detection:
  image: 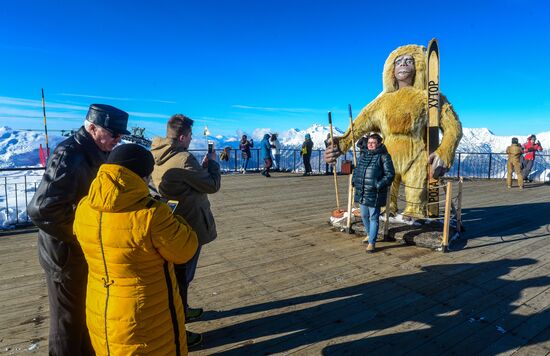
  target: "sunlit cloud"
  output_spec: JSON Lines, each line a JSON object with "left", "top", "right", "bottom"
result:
{"left": 0, "top": 107, "right": 82, "bottom": 120}
{"left": 0, "top": 96, "right": 87, "bottom": 111}
{"left": 58, "top": 93, "right": 177, "bottom": 104}
{"left": 128, "top": 111, "right": 169, "bottom": 119}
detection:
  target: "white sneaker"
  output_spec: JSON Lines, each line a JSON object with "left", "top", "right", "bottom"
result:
{"left": 362, "top": 236, "right": 369, "bottom": 244}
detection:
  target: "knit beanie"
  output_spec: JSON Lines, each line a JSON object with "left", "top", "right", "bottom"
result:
{"left": 107, "top": 144, "right": 155, "bottom": 178}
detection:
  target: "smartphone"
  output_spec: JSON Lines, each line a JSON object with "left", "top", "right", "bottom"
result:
{"left": 208, "top": 141, "right": 214, "bottom": 153}
{"left": 167, "top": 200, "right": 178, "bottom": 213}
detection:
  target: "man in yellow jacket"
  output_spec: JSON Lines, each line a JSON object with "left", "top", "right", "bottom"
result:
{"left": 74, "top": 144, "right": 198, "bottom": 355}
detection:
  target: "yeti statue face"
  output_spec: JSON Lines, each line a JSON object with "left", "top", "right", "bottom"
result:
{"left": 382, "top": 44, "right": 426, "bottom": 93}
{"left": 394, "top": 54, "right": 416, "bottom": 87}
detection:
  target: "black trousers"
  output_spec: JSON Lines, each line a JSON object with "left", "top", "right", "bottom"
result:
{"left": 175, "top": 245, "right": 202, "bottom": 309}
{"left": 522, "top": 159, "right": 534, "bottom": 180}
{"left": 44, "top": 260, "right": 94, "bottom": 355}
{"left": 303, "top": 155, "right": 312, "bottom": 173}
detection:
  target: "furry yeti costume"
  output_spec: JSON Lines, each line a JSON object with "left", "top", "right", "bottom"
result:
{"left": 337, "top": 44, "right": 462, "bottom": 218}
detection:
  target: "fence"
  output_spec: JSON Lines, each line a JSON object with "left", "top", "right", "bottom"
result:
{"left": 1, "top": 151, "right": 549, "bottom": 229}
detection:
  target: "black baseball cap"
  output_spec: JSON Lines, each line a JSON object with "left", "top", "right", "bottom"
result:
{"left": 86, "top": 104, "right": 131, "bottom": 135}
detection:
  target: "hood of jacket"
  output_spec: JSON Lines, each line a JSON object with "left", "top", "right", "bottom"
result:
{"left": 150, "top": 136, "right": 186, "bottom": 166}
{"left": 87, "top": 164, "right": 150, "bottom": 213}
{"left": 382, "top": 44, "right": 427, "bottom": 93}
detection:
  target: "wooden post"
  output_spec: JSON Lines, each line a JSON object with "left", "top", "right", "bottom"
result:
{"left": 457, "top": 177, "right": 463, "bottom": 233}
{"left": 345, "top": 105, "right": 357, "bottom": 233}
{"left": 383, "top": 186, "right": 392, "bottom": 239}
{"left": 328, "top": 112, "right": 340, "bottom": 210}
{"left": 442, "top": 181, "right": 452, "bottom": 252}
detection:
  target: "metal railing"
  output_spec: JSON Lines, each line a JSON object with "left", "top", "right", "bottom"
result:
{"left": 1, "top": 151, "right": 549, "bottom": 229}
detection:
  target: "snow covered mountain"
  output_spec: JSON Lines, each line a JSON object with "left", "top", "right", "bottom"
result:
{"left": 1, "top": 125, "right": 548, "bottom": 168}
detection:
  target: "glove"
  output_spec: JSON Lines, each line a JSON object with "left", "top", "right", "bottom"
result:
{"left": 428, "top": 152, "right": 448, "bottom": 179}
{"left": 323, "top": 137, "right": 341, "bottom": 164}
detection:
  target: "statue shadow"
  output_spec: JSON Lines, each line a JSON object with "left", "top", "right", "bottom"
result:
{"left": 194, "top": 258, "right": 550, "bottom": 355}
{"left": 452, "top": 202, "right": 550, "bottom": 251}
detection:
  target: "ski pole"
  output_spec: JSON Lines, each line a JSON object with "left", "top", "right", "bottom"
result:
{"left": 41, "top": 88, "right": 50, "bottom": 160}
{"left": 345, "top": 105, "right": 356, "bottom": 232}
{"left": 328, "top": 112, "right": 340, "bottom": 210}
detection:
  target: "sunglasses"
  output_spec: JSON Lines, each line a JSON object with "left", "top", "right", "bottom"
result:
{"left": 97, "top": 125, "right": 122, "bottom": 139}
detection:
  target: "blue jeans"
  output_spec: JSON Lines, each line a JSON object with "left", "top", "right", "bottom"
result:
{"left": 241, "top": 157, "right": 250, "bottom": 170}
{"left": 359, "top": 205, "right": 380, "bottom": 245}
{"left": 274, "top": 154, "right": 281, "bottom": 169}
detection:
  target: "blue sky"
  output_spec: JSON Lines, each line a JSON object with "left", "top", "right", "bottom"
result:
{"left": 0, "top": 0, "right": 548, "bottom": 138}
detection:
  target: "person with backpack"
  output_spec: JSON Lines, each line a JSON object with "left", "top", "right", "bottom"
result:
{"left": 260, "top": 133, "right": 273, "bottom": 177}
{"left": 352, "top": 133, "right": 395, "bottom": 253}
{"left": 300, "top": 133, "right": 314, "bottom": 176}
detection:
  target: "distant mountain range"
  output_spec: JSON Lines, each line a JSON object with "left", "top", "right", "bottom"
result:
{"left": 0, "top": 125, "right": 548, "bottom": 168}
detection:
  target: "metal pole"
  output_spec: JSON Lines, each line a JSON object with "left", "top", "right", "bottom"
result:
{"left": 457, "top": 153, "right": 461, "bottom": 178}
{"left": 457, "top": 177, "right": 463, "bottom": 233}
{"left": 4, "top": 177, "right": 8, "bottom": 219}
{"left": 293, "top": 150, "right": 296, "bottom": 172}
{"left": 15, "top": 183, "right": 19, "bottom": 224}
{"left": 317, "top": 148, "right": 321, "bottom": 174}
{"left": 24, "top": 175, "right": 29, "bottom": 222}
{"left": 41, "top": 88, "right": 50, "bottom": 159}
{"left": 488, "top": 153, "right": 492, "bottom": 179}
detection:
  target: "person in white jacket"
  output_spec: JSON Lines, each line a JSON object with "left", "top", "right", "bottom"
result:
{"left": 270, "top": 133, "right": 281, "bottom": 171}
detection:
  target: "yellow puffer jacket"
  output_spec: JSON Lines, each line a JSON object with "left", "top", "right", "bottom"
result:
{"left": 74, "top": 164, "right": 198, "bottom": 356}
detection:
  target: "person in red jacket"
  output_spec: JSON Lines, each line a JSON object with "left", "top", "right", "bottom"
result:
{"left": 522, "top": 134, "right": 543, "bottom": 182}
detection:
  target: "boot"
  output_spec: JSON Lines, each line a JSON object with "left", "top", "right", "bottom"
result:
{"left": 366, "top": 243, "right": 376, "bottom": 253}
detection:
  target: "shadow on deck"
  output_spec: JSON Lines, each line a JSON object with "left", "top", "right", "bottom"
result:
{"left": 1, "top": 175, "right": 549, "bottom": 355}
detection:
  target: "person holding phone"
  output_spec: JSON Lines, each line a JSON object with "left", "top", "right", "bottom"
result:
{"left": 150, "top": 114, "right": 221, "bottom": 348}
{"left": 239, "top": 134, "right": 253, "bottom": 173}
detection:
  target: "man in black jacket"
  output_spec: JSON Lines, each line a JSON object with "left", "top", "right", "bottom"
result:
{"left": 27, "top": 104, "right": 130, "bottom": 355}
{"left": 352, "top": 133, "right": 395, "bottom": 253}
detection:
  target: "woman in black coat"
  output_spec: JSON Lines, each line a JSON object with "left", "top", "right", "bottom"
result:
{"left": 352, "top": 133, "right": 395, "bottom": 253}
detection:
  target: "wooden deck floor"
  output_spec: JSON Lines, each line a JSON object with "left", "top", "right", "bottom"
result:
{"left": 1, "top": 173, "right": 550, "bottom": 355}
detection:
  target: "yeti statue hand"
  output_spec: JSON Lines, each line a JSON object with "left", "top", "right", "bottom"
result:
{"left": 428, "top": 152, "right": 448, "bottom": 179}
{"left": 323, "top": 137, "right": 341, "bottom": 164}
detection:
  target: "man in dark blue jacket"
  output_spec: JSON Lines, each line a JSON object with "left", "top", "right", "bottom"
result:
{"left": 352, "top": 133, "right": 395, "bottom": 253}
